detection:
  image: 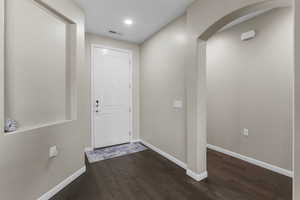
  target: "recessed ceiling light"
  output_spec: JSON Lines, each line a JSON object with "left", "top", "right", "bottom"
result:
{"left": 124, "top": 19, "right": 133, "bottom": 26}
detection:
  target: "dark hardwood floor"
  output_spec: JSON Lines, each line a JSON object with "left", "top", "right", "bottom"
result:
{"left": 51, "top": 148, "right": 292, "bottom": 200}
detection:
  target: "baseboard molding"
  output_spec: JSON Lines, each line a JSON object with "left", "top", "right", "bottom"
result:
{"left": 186, "top": 169, "right": 208, "bottom": 182}
{"left": 131, "top": 139, "right": 141, "bottom": 143}
{"left": 37, "top": 166, "right": 86, "bottom": 200}
{"left": 207, "top": 144, "right": 293, "bottom": 178}
{"left": 139, "top": 140, "right": 208, "bottom": 182}
{"left": 84, "top": 147, "right": 93, "bottom": 152}
{"left": 140, "top": 140, "right": 187, "bottom": 169}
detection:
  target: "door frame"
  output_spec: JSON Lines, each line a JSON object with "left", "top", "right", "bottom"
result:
{"left": 90, "top": 44, "right": 133, "bottom": 149}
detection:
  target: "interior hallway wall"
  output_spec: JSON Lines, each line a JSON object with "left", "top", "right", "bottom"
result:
{"left": 140, "top": 16, "right": 187, "bottom": 163}
{"left": 207, "top": 8, "right": 293, "bottom": 170}
{"left": 85, "top": 33, "right": 140, "bottom": 142}
{"left": 0, "top": 0, "right": 88, "bottom": 199}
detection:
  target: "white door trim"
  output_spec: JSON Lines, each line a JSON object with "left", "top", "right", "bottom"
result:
{"left": 90, "top": 44, "right": 133, "bottom": 149}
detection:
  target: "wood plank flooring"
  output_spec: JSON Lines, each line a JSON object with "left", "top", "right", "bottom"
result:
{"left": 51, "top": 148, "right": 292, "bottom": 200}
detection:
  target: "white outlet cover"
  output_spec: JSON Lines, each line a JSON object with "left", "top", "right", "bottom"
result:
{"left": 49, "top": 146, "right": 58, "bottom": 158}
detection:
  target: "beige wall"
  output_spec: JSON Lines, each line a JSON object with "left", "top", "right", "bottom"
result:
{"left": 139, "top": 0, "right": 294, "bottom": 180}
{"left": 6, "top": 0, "right": 70, "bottom": 129}
{"left": 185, "top": 0, "right": 292, "bottom": 175}
{"left": 0, "top": 0, "right": 88, "bottom": 199}
{"left": 207, "top": 8, "right": 293, "bottom": 170}
{"left": 140, "top": 16, "right": 187, "bottom": 163}
{"left": 85, "top": 33, "right": 140, "bottom": 142}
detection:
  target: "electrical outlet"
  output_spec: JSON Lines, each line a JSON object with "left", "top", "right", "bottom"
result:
{"left": 49, "top": 146, "right": 58, "bottom": 158}
{"left": 242, "top": 128, "right": 249, "bottom": 136}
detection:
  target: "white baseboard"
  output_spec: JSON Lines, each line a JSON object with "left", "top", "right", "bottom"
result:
{"left": 84, "top": 147, "right": 93, "bottom": 152}
{"left": 186, "top": 169, "right": 208, "bottom": 182}
{"left": 131, "top": 139, "right": 141, "bottom": 143}
{"left": 207, "top": 144, "right": 293, "bottom": 178}
{"left": 140, "top": 140, "right": 187, "bottom": 169}
{"left": 139, "top": 140, "right": 208, "bottom": 182}
{"left": 37, "top": 166, "right": 86, "bottom": 200}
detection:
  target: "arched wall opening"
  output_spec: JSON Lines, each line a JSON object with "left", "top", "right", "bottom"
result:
{"left": 185, "top": 0, "right": 293, "bottom": 187}
{"left": 206, "top": 7, "right": 294, "bottom": 197}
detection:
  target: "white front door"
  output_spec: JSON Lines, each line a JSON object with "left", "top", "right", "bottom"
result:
{"left": 92, "top": 46, "right": 131, "bottom": 148}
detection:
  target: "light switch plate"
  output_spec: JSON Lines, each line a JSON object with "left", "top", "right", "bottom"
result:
{"left": 173, "top": 100, "right": 183, "bottom": 109}
{"left": 242, "top": 128, "right": 249, "bottom": 136}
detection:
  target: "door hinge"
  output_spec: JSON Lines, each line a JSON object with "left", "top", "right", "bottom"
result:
{"left": 129, "top": 107, "right": 132, "bottom": 112}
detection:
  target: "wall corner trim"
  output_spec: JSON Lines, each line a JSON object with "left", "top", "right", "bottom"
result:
{"left": 140, "top": 139, "right": 187, "bottom": 169}
{"left": 186, "top": 170, "right": 208, "bottom": 182}
{"left": 207, "top": 144, "right": 294, "bottom": 178}
{"left": 37, "top": 166, "right": 86, "bottom": 200}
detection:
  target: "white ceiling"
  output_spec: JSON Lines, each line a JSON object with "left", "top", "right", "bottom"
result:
{"left": 73, "top": 0, "right": 195, "bottom": 44}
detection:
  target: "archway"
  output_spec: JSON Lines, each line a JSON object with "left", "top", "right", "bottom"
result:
{"left": 185, "top": 0, "right": 292, "bottom": 183}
